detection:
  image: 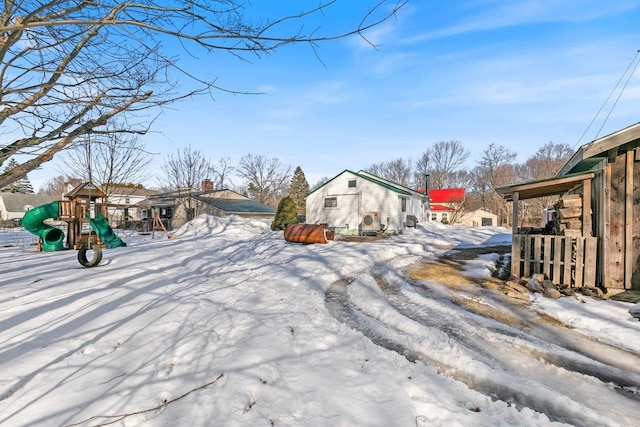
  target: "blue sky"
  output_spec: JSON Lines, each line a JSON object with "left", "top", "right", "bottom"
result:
{"left": 30, "top": 1, "right": 640, "bottom": 190}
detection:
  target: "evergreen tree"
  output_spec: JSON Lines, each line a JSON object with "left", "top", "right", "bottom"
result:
{"left": 1, "top": 159, "right": 34, "bottom": 193}
{"left": 288, "top": 166, "right": 310, "bottom": 215}
{"left": 271, "top": 196, "right": 299, "bottom": 231}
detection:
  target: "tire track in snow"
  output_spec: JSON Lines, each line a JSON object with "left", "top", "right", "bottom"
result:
{"left": 325, "top": 266, "right": 640, "bottom": 427}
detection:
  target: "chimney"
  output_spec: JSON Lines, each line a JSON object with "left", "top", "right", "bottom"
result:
{"left": 201, "top": 179, "right": 213, "bottom": 192}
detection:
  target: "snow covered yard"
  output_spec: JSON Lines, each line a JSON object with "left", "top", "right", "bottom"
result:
{"left": 1, "top": 216, "right": 639, "bottom": 427}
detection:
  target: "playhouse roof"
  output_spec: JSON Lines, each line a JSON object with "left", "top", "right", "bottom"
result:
{"left": 64, "top": 182, "right": 106, "bottom": 200}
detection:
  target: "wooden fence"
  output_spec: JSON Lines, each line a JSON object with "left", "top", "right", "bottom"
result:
{"left": 511, "top": 234, "right": 598, "bottom": 287}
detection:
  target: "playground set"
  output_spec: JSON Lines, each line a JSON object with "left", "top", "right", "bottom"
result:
{"left": 22, "top": 182, "right": 126, "bottom": 267}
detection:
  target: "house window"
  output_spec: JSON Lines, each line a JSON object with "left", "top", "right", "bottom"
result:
{"left": 347, "top": 179, "right": 356, "bottom": 188}
{"left": 125, "top": 197, "right": 130, "bottom": 204}
{"left": 401, "top": 197, "right": 407, "bottom": 212}
{"left": 431, "top": 213, "right": 437, "bottom": 221}
{"left": 324, "top": 197, "right": 337, "bottom": 208}
{"left": 442, "top": 213, "right": 448, "bottom": 222}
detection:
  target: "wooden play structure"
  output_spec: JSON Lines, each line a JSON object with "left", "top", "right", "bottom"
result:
{"left": 58, "top": 182, "right": 108, "bottom": 250}
{"left": 23, "top": 181, "right": 126, "bottom": 267}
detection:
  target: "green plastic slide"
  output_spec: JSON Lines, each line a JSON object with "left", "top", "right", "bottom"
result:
{"left": 90, "top": 213, "right": 127, "bottom": 249}
{"left": 22, "top": 201, "right": 65, "bottom": 251}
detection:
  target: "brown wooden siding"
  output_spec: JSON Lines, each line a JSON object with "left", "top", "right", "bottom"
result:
{"left": 633, "top": 152, "right": 640, "bottom": 290}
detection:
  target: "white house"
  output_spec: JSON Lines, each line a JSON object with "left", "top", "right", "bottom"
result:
{"left": 305, "top": 170, "right": 425, "bottom": 235}
{"left": 104, "top": 184, "right": 158, "bottom": 222}
{"left": 0, "top": 193, "right": 59, "bottom": 222}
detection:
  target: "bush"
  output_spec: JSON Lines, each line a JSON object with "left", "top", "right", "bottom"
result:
{"left": 271, "top": 196, "right": 299, "bottom": 231}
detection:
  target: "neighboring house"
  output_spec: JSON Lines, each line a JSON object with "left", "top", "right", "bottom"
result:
{"left": 193, "top": 189, "right": 276, "bottom": 219}
{"left": 104, "top": 184, "right": 159, "bottom": 223}
{"left": 497, "top": 120, "right": 640, "bottom": 292}
{"left": 425, "top": 188, "right": 465, "bottom": 224}
{"left": 144, "top": 187, "right": 276, "bottom": 229}
{"left": 305, "top": 170, "right": 424, "bottom": 235}
{"left": 457, "top": 209, "right": 498, "bottom": 227}
{"left": 0, "top": 193, "right": 59, "bottom": 222}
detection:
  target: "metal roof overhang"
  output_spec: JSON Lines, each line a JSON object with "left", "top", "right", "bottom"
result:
{"left": 496, "top": 171, "right": 596, "bottom": 202}
{"left": 560, "top": 121, "right": 640, "bottom": 175}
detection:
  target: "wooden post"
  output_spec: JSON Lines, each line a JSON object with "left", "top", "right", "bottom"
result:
{"left": 511, "top": 191, "right": 519, "bottom": 234}
{"left": 511, "top": 234, "right": 522, "bottom": 279}
{"left": 625, "top": 150, "right": 634, "bottom": 289}
{"left": 151, "top": 208, "right": 170, "bottom": 239}
{"left": 582, "top": 178, "right": 592, "bottom": 236}
{"left": 543, "top": 235, "right": 551, "bottom": 278}
{"left": 603, "top": 163, "right": 611, "bottom": 288}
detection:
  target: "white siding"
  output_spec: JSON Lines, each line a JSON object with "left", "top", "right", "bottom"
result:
{"left": 306, "top": 170, "right": 426, "bottom": 234}
{"left": 306, "top": 172, "right": 362, "bottom": 234}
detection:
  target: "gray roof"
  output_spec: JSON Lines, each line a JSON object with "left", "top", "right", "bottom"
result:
{"left": 0, "top": 193, "right": 59, "bottom": 213}
{"left": 193, "top": 195, "right": 276, "bottom": 214}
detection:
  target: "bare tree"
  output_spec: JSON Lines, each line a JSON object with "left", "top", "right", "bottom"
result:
{"left": 161, "top": 146, "right": 212, "bottom": 221}
{"left": 59, "top": 132, "right": 151, "bottom": 198}
{"left": 38, "top": 175, "right": 83, "bottom": 197}
{"left": 525, "top": 142, "right": 574, "bottom": 181}
{"left": 0, "top": 1, "right": 408, "bottom": 189}
{"left": 311, "top": 176, "right": 331, "bottom": 191}
{"left": 523, "top": 141, "right": 575, "bottom": 226}
{"left": 413, "top": 151, "right": 431, "bottom": 190}
{"left": 448, "top": 170, "right": 474, "bottom": 190}
{"left": 414, "top": 140, "right": 470, "bottom": 190}
{"left": 209, "top": 157, "right": 233, "bottom": 190}
{"left": 473, "top": 143, "right": 518, "bottom": 226}
{"left": 428, "top": 140, "right": 470, "bottom": 189}
{"left": 366, "top": 158, "right": 412, "bottom": 187}
{"left": 236, "top": 154, "right": 291, "bottom": 206}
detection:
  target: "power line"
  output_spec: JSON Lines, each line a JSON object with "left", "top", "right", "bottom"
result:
{"left": 574, "top": 49, "right": 640, "bottom": 149}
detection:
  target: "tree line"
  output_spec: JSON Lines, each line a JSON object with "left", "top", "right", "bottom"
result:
{"left": 361, "top": 140, "right": 574, "bottom": 226}
{"left": 22, "top": 137, "right": 574, "bottom": 227}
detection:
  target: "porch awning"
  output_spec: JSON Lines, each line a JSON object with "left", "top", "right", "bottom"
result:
{"left": 496, "top": 171, "right": 596, "bottom": 202}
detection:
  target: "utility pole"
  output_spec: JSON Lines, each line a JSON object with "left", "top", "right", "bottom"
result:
{"left": 424, "top": 174, "right": 430, "bottom": 222}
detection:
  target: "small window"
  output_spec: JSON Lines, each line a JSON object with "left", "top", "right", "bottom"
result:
{"left": 347, "top": 179, "right": 356, "bottom": 188}
{"left": 125, "top": 197, "right": 130, "bottom": 204}
{"left": 442, "top": 213, "right": 448, "bottom": 221}
{"left": 324, "top": 197, "right": 337, "bottom": 208}
{"left": 401, "top": 197, "right": 407, "bottom": 212}
{"left": 431, "top": 213, "right": 437, "bottom": 221}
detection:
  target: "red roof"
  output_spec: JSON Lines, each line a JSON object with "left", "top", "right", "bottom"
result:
{"left": 430, "top": 204, "right": 454, "bottom": 212}
{"left": 427, "top": 188, "right": 465, "bottom": 204}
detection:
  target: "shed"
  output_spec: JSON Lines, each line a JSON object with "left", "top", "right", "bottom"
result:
{"left": 305, "top": 170, "right": 424, "bottom": 235}
{"left": 497, "top": 121, "right": 640, "bottom": 292}
{"left": 457, "top": 209, "right": 498, "bottom": 227}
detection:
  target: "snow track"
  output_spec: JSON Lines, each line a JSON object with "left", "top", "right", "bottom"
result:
{"left": 3, "top": 217, "right": 640, "bottom": 427}
{"left": 326, "top": 263, "right": 640, "bottom": 427}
